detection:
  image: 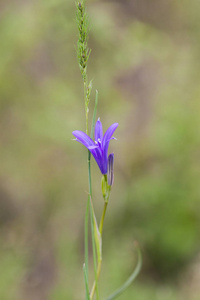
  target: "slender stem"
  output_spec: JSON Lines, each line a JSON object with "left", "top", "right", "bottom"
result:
{"left": 84, "top": 66, "right": 99, "bottom": 300}
{"left": 83, "top": 263, "right": 90, "bottom": 300}
{"left": 76, "top": 2, "right": 96, "bottom": 298}
{"left": 89, "top": 195, "right": 99, "bottom": 300}
{"left": 88, "top": 152, "right": 92, "bottom": 196}
{"left": 90, "top": 201, "right": 108, "bottom": 300}
{"left": 84, "top": 74, "right": 90, "bottom": 300}
{"left": 90, "top": 261, "right": 102, "bottom": 300}
{"left": 88, "top": 151, "right": 99, "bottom": 299}
{"left": 84, "top": 199, "right": 89, "bottom": 284}
{"left": 99, "top": 202, "right": 108, "bottom": 236}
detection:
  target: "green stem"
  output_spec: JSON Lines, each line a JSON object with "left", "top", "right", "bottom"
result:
{"left": 84, "top": 80, "right": 89, "bottom": 135}
{"left": 84, "top": 198, "right": 89, "bottom": 284}
{"left": 89, "top": 195, "right": 99, "bottom": 300}
{"left": 88, "top": 154, "right": 99, "bottom": 300}
{"left": 90, "top": 261, "right": 102, "bottom": 300}
{"left": 99, "top": 202, "right": 108, "bottom": 236}
{"left": 87, "top": 144, "right": 100, "bottom": 299}
{"left": 76, "top": 2, "right": 96, "bottom": 298}
{"left": 90, "top": 201, "right": 108, "bottom": 300}
{"left": 83, "top": 263, "right": 90, "bottom": 300}
{"left": 88, "top": 151, "right": 92, "bottom": 196}
{"left": 84, "top": 75, "right": 90, "bottom": 300}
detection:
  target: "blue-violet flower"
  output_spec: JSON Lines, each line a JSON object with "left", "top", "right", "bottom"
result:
{"left": 72, "top": 118, "right": 118, "bottom": 174}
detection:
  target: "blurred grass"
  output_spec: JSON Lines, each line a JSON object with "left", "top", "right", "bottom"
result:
{"left": 0, "top": 0, "right": 200, "bottom": 299}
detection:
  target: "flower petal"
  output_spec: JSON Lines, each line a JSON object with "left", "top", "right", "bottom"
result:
{"left": 72, "top": 130, "right": 95, "bottom": 149}
{"left": 102, "top": 123, "right": 118, "bottom": 174}
{"left": 95, "top": 118, "right": 103, "bottom": 142}
{"left": 102, "top": 123, "right": 118, "bottom": 148}
{"left": 72, "top": 130, "right": 104, "bottom": 173}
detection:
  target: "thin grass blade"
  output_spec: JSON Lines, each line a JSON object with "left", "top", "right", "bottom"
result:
{"left": 89, "top": 195, "right": 100, "bottom": 300}
{"left": 91, "top": 196, "right": 102, "bottom": 263}
{"left": 105, "top": 245, "right": 142, "bottom": 300}
{"left": 83, "top": 263, "right": 90, "bottom": 300}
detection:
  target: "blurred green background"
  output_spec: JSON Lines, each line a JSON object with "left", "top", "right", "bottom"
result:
{"left": 1, "top": 0, "right": 200, "bottom": 299}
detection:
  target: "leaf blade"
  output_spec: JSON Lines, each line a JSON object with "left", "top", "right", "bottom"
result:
{"left": 105, "top": 245, "right": 142, "bottom": 300}
{"left": 89, "top": 195, "right": 100, "bottom": 300}
{"left": 83, "top": 263, "right": 90, "bottom": 300}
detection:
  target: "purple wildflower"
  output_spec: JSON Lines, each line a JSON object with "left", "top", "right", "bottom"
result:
{"left": 72, "top": 118, "right": 118, "bottom": 174}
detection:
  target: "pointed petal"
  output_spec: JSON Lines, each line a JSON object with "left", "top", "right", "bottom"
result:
{"left": 101, "top": 123, "right": 118, "bottom": 174}
{"left": 72, "top": 130, "right": 95, "bottom": 149}
{"left": 102, "top": 123, "right": 118, "bottom": 147}
{"left": 72, "top": 130, "right": 104, "bottom": 173}
{"left": 95, "top": 118, "right": 103, "bottom": 142}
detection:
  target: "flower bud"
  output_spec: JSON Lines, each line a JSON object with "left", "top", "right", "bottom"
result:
{"left": 107, "top": 153, "right": 114, "bottom": 186}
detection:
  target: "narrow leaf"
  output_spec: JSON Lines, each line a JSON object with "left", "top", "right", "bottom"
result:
{"left": 83, "top": 263, "right": 90, "bottom": 300}
{"left": 89, "top": 195, "right": 100, "bottom": 300}
{"left": 91, "top": 198, "right": 102, "bottom": 263}
{"left": 105, "top": 245, "right": 142, "bottom": 300}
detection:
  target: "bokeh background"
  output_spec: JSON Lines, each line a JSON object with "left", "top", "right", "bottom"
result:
{"left": 1, "top": 0, "right": 200, "bottom": 299}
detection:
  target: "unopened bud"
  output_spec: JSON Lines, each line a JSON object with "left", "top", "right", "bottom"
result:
{"left": 107, "top": 153, "right": 114, "bottom": 186}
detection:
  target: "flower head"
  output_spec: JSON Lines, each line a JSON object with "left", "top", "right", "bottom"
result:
{"left": 72, "top": 118, "right": 118, "bottom": 174}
